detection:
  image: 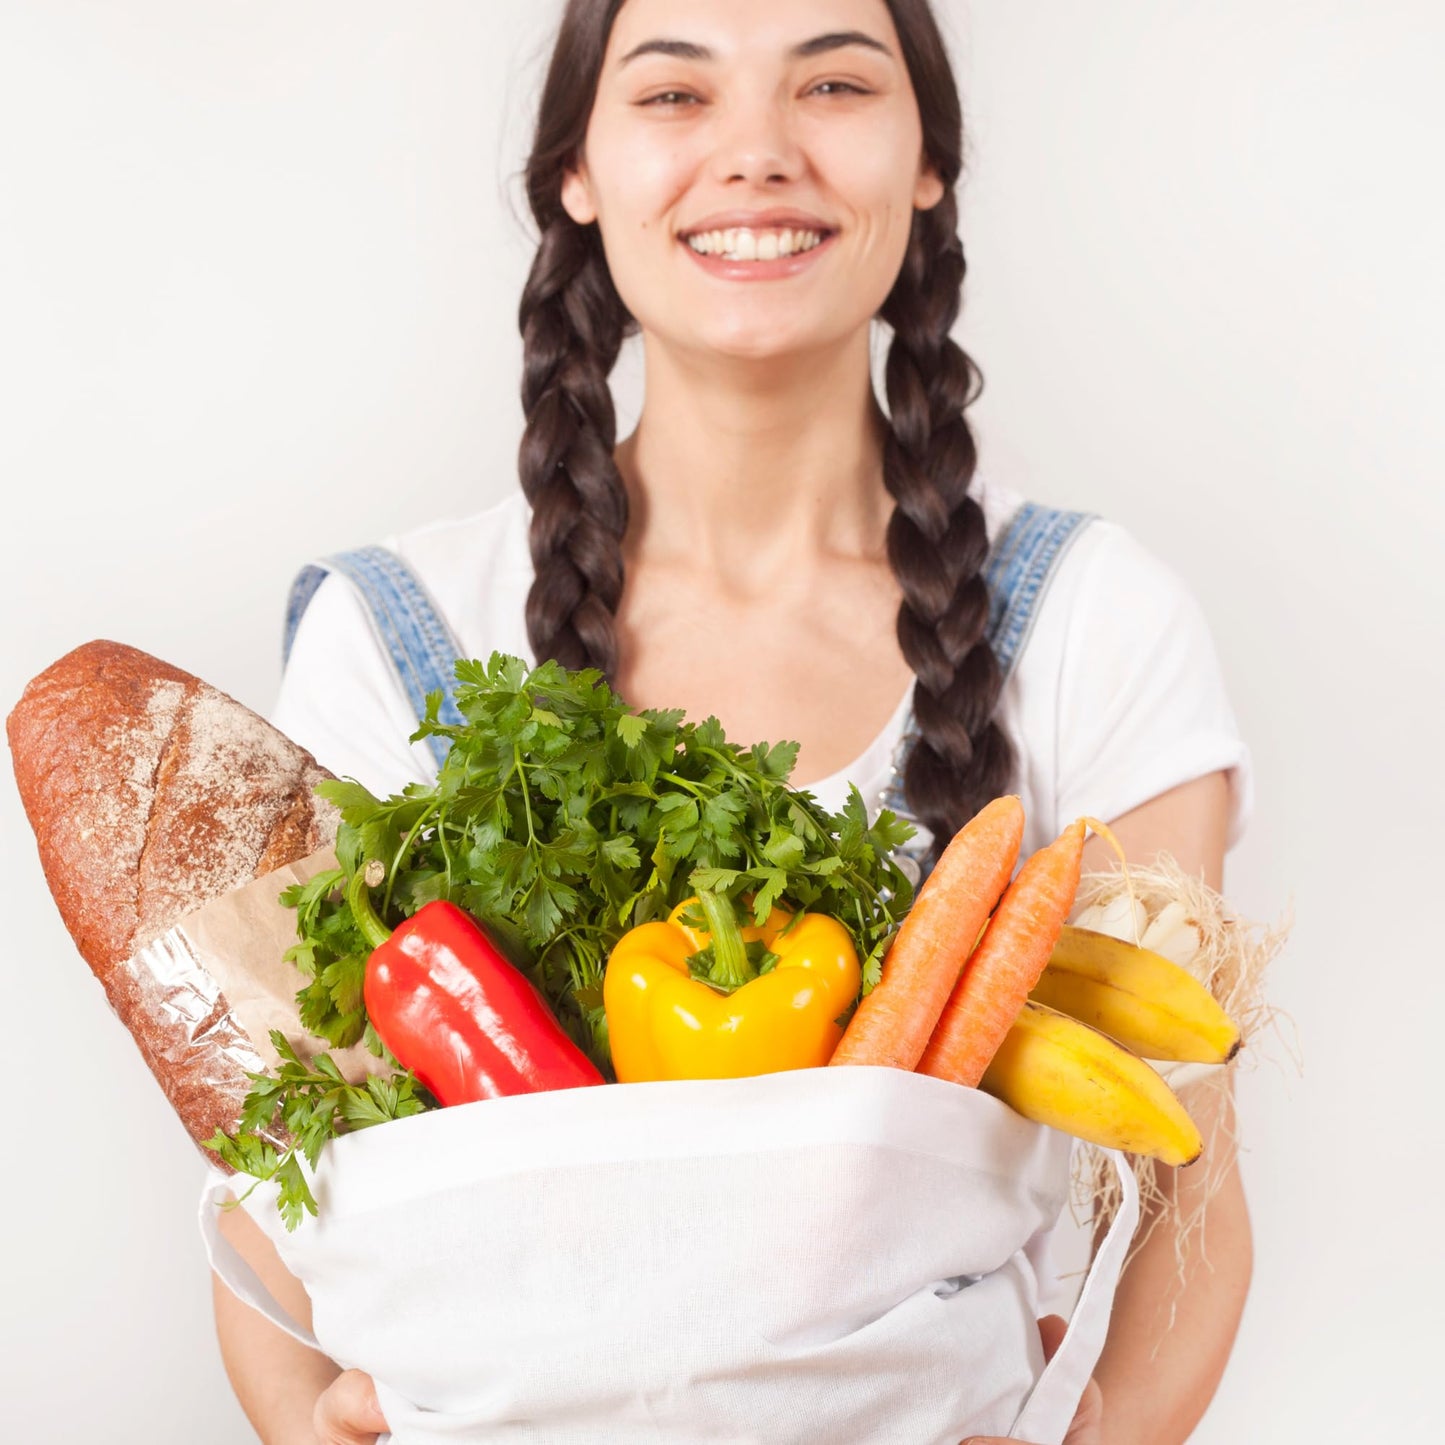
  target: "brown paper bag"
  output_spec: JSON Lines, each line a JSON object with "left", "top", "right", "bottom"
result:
{"left": 109, "top": 846, "right": 388, "bottom": 1160}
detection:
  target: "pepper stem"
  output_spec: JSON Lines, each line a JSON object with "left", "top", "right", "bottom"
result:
{"left": 347, "top": 859, "right": 393, "bottom": 951}
{"left": 697, "top": 889, "right": 754, "bottom": 990}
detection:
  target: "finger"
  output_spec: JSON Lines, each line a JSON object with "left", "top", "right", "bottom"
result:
{"left": 1037, "top": 1312, "right": 1069, "bottom": 1362}
{"left": 314, "top": 1368, "right": 390, "bottom": 1445}
{"left": 964, "top": 1322, "right": 1092, "bottom": 1445}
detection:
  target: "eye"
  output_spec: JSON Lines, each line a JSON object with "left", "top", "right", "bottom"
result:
{"left": 639, "top": 90, "right": 702, "bottom": 108}
{"left": 809, "top": 80, "right": 871, "bottom": 97}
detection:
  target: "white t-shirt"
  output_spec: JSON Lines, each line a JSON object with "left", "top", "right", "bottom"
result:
{"left": 274, "top": 477, "right": 1253, "bottom": 860}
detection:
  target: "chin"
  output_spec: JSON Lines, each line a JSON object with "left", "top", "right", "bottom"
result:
{"left": 688, "top": 313, "right": 860, "bottom": 364}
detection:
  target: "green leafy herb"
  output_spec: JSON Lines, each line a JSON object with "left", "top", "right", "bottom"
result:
{"left": 205, "top": 1032, "right": 431, "bottom": 1229}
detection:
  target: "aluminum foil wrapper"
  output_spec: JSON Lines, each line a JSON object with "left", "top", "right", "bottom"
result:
{"left": 106, "top": 847, "right": 391, "bottom": 1165}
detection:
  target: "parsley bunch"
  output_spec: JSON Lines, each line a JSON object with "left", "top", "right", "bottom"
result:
{"left": 212, "top": 653, "right": 915, "bottom": 1223}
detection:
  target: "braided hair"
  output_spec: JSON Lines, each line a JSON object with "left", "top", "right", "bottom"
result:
{"left": 518, "top": 0, "right": 1013, "bottom": 858}
{"left": 874, "top": 31, "right": 1017, "bottom": 852}
{"left": 517, "top": 0, "right": 635, "bottom": 674}
{"left": 517, "top": 213, "right": 631, "bottom": 675}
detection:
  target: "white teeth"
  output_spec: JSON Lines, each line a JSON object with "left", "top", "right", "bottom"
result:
{"left": 684, "top": 227, "right": 826, "bottom": 261}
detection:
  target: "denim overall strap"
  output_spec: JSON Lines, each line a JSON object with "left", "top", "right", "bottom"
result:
{"left": 879, "top": 501, "right": 1095, "bottom": 879}
{"left": 283, "top": 546, "right": 466, "bottom": 771}
{"left": 981, "top": 501, "right": 1096, "bottom": 680}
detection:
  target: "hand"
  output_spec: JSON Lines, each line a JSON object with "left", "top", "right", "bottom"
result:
{"left": 314, "top": 1368, "right": 390, "bottom": 1445}
{"left": 963, "top": 1314, "right": 1105, "bottom": 1445}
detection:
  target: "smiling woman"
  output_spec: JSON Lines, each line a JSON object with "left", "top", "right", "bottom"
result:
{"left": 206, "top": 2, "right": 1257, "bottom": 1442}
{"left": 513, "top": 0, "right": 1020, "bottom": 858}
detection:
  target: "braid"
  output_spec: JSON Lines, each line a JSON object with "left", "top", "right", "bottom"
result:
{"left": 517, "top": 215, "right": 632, "bottom": 674}
{"left": 879, "top": 191, "right": 1015, "bottom": 858}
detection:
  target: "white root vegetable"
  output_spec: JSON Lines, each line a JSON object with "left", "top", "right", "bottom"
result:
{"left": 1073, "top": 892, "right": 1148, "bottom": 944}
{"left": 1141, "top": 899, "right": 1203, "bottom": 966}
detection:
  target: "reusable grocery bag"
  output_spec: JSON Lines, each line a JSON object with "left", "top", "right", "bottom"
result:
{"left": 204, "top": 1065, "right": 1138, "bottom": 1445}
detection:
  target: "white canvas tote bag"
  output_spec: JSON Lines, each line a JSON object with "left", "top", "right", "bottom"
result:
{"left": 204, "top": 1065, "right": 1137, "bottom": 1444}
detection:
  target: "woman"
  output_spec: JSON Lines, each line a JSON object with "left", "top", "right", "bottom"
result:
{"left": 213, "top": 1, "right": 1253, "bottom": 1440}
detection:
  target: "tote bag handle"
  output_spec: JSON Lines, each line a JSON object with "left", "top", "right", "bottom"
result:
{"left": 199, "top": 1175, "right": 321, "bottom": 1352}
{"left": 1009, "top": 1147, "right": 1140, "bottom": 1442}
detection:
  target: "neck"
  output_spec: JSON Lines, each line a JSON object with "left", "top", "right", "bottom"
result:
{"left": 618, "top": 329, "right": 893, "bottom": 584}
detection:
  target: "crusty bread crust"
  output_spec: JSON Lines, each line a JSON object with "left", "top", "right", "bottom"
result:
{"left": 8, "top": 639, "right": 338, "bottom": 972}
{"left": 7, "top": 639, "right": 339, "bottom": 1151}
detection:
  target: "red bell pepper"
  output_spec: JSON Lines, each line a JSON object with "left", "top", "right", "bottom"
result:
{"left": 347, "top": 864, "right": 603, "bottom": 1105}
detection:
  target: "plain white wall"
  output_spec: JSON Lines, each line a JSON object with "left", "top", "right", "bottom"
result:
{"left": 2, "top": 2, "right": 1440, "bottom": 1440}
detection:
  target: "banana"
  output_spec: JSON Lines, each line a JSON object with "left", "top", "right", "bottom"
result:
{"left": 1030, "top": 925, "right": 1240, "bottom": 1065}
{"left": 980, "top": 1001, "right": 1203, "bottom": 1166}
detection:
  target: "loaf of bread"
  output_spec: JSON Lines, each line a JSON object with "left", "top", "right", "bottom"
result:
{"left": 7, "top": 639, "right": 340, "bottom": 1151}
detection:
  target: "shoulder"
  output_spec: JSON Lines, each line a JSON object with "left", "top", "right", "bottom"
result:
{"left": 273, "top": 490, "right": 535, "bottom": 795}
{"left": 993, "top": 499, "right": 1253, "bottom": 848}
{"left": 968, "top": 464, "right": 1201, "bottom": 643}
{"left": 381, "top": 488, "right": 533, "bottom": 592}
{"left": 1045, "top": 514, "right": 1202, "bottom": 629}
{"left": 1003, "top": 497, "right": 1227, "bottom": 708}
{"left": 970, "top": 472, "right": 1033, "bottom": 547}
{"left": 296, "top": 489, "right": 536, "bottom": 665}
{"left": 380, "top": 489, "right": 535, "bottom": 659}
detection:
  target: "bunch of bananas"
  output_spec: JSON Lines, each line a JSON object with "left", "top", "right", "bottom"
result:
{"left": 979, "top": 911, "right": 1239, "bottom": 1165}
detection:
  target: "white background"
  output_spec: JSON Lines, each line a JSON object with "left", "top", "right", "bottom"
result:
{"left": 1, "top": 2, "right": 1441, "bottom": 1441}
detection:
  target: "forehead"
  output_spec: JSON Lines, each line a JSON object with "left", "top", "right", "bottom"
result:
{"left": 607, "top": 0, "right": 899, "bottom": 62}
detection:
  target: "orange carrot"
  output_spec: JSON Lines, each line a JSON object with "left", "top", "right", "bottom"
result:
{"left": 917, "top": 818, "right": 1088, "bottom": 1087}
{"left": 830, "top": 795, "right": 1025, "bottom": 1070}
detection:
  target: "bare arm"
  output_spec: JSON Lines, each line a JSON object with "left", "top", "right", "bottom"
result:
{"left": 1081, "top": 771, "right": 1253, "bottom": 1445}
{"left": 212, "top": 1201, "right": 366, "bottom": 1445}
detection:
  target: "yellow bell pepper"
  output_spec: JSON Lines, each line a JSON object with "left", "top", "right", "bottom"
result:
{"left": 603, "top": 891, "right": 862, "bottom": 1083}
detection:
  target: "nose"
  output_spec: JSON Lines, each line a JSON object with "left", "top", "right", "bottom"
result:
{"left": 710, "top": 92, "right": 804, "bottom": 186}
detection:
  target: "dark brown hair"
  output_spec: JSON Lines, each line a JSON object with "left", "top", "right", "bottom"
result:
{"left": 518, "top": 0, "right": 1013, "bottom": 856}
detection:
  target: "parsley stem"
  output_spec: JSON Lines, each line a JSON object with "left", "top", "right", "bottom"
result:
{"left": 386, "top": 800, "right": 440, "bottom": 915}
{"left": 513, "top": 745, "right": 537, "bottom": 843}
{"left": 665, "top": 774, "right": 710, "bottom": 798}
{"left": 540, "top": 920, "right": 612, "bottom": 950}
{"left": 436, "top": 809, "right": 455, "bottom": 893}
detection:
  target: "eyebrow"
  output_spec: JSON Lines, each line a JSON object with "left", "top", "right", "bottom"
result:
{"left": 617, "top": 31, "right": 895, "bottom": 68}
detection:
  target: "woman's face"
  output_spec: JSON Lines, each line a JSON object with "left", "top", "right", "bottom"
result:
{"left": 562, "top": 0, "right": 945, "bottom": 362}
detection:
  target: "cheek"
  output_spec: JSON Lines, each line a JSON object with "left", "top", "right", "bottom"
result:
{"left": 825, "top": 119, "right": 929, "bottom": 252}
{"left": 584, "top": 131, "right": 695, "bottom": 308}
{"left": 587, "top": 117, "right": 692, "bottom": 234}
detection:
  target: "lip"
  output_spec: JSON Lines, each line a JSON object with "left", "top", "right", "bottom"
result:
{"left": 678, "top": 208, "right": 836, "bottom": 239}
{"left": 679, "top": 228, "right": 837, "bottom": 282}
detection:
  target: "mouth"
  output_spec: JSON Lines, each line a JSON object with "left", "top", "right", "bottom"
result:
{"left": 680, "top": 225, "right": 834, "bottom": 263}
